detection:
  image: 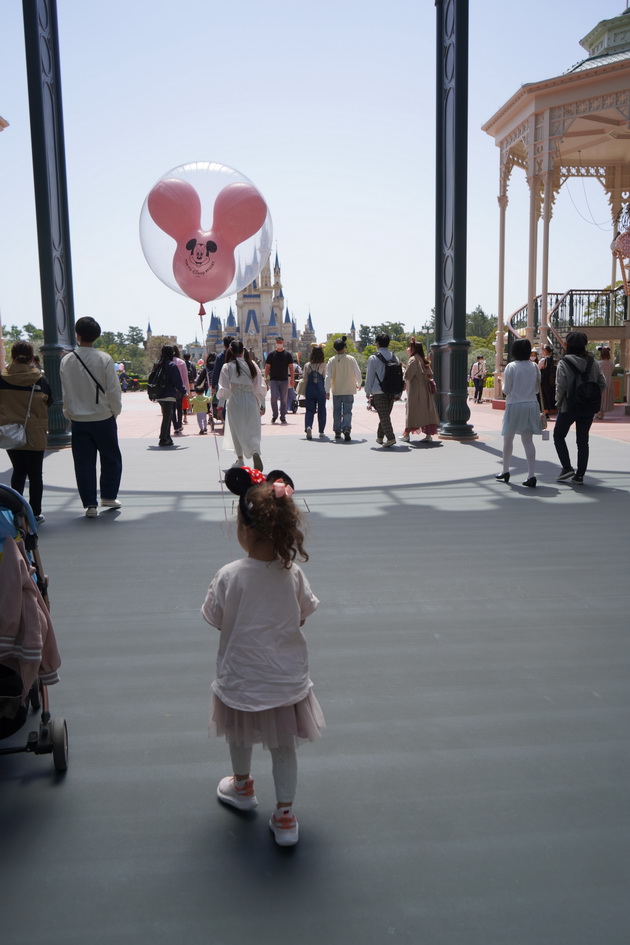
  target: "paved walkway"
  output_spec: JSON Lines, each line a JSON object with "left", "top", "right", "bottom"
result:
{"left": 1, "top": 390, "right": 628, "bottom": 945}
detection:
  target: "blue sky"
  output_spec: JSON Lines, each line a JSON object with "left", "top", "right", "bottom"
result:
{"left": 0, "top": 0, "right": 621, "bottom": 345}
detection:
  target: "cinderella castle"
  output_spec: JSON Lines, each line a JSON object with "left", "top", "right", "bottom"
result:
{"left": 147, "top": 251, "right": 356, "bottom": 364}
{"left": 202, "top": 251, "right": 317, "bottom": 363}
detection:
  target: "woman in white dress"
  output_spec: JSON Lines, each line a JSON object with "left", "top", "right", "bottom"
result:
{"left": 495, "top": 338, "right": 542, "bottom": 488}
{"left": 218, "top": 341, "right": 267, "bottom": 471}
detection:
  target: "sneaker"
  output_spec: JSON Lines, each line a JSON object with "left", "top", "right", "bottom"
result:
{"left": 556, "top": 468, "right": 575, "bottom": 481}
{"left": 231, "top": 457, "right": 244, "bottom": 468}
{"left": 344, "top": 431, "right": 351, "bottom": 441}
{"left": 269, "top": 807, "right": 299, "bottom": 846}
{"left": 271, "top": 417, "right": 277, "bottom": 424}
{"left": 376, "top": 436, "right": 383, "bottom": 445}
{"left": 85, "top": 507, "right": 98, "bottom": 518}
{"left": 306, "top": 427, "right": 312, "bottom": 440}
{"left": 252, "top": 451, "right": 263, "bottom": 471}
{"left": 383, "top": 437, "right": 396, "bottom": 448}
{"left": 217, "top": 776, "right": 258, "bottom": 811}
{"left": 280, "top": 418, "right": 288, "bottom": 425}
{"left": 334, "top": 432, "right": 342, "bottom": 440}
{"left": 101, "top": 498, "right": 121, "bottom": 509}
{"left": 35, "top": 514, "right": 45, "bottom": 524}
{"left": 399, "top": 433, "right": 410, "bottom": 442}
{"left": 571, "top": 474, "right": 584, "bottom": 484}
{"left": 318, "top": 432, "right": 326, "bottom": 438}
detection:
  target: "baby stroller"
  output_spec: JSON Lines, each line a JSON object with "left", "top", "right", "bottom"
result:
{"left": 0, "top": 485, "right": 68, "bottom": 772}
{"left": 287, "top": 386, "right": 299, "bottom": 414}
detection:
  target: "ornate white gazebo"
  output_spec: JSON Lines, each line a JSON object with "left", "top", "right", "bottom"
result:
{"left": 483, "top": 8, "right": 630, "bottom": 371}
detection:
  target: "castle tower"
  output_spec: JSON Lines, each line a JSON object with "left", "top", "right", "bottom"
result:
{"left": 300, "top": 312, "right": 317, "bottom": 356}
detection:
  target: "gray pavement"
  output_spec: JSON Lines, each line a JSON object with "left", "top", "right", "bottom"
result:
{"left": 1, "top": 411, "right": 629, "bottom": 945}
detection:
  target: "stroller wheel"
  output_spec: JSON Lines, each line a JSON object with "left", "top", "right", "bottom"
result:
{"left": 52, "top": 717, "right": 68, "bottom": 771}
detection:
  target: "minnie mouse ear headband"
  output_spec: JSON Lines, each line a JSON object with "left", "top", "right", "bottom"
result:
{"left": 224, "top": 466, "right": 295, "bottom": 496}
{"left": 224, "top": 467, "right": 295, "bottom": 523}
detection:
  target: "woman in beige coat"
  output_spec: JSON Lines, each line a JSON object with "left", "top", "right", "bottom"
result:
{"left": 0, "top": 341, "right": 53, "bottom": 522}
{"left": 400, "top": 339, "right": 439, "bottom": 443}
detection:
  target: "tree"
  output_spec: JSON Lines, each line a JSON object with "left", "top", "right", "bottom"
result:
{"left": 357, "top": 324, "right": 374, "bottom": 352}
{"left": 373, "top": 321, "right": 407, "bottom": 343}
{"left": 466, "top": 305, "right": 497, "bottom": 339}
{"left": 95, "top": 331, "right": 117, "bottom": 350}
{"left": 126, "top": 326, "right": 145, "bottom": 346}
{"left": 3, "top": 325, "right": 23, "bottom": 343}
{"left": 22, "top": 322, "right": 44, "bottom": 342}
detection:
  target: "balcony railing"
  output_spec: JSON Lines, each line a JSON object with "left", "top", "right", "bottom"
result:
{"left": 505, "top": 286, "right": 628, "bottom": 358}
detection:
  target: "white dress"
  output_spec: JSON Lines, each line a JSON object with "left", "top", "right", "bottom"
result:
{"left": 501, "top": 360, "right": 542, "bottom": 435}
{"left": 218, "top": 359, "right": 266, "bottom": 459}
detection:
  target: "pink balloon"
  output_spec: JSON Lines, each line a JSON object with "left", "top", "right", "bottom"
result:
{"left": 147, "top": 178, "right": 267, "bottom": 303}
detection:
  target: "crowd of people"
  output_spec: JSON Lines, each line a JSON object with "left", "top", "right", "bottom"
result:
{"left": 0, "top": 321, "right": 619, "bottom": 522}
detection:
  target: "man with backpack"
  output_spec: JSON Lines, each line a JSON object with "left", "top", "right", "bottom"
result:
{"left": 553, "top": 331, "right": 607, "bottom": 484}
{"left": 364, "top": 332, "right": 404, "bottom": 447}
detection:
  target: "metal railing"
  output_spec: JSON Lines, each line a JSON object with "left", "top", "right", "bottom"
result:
{"left": 505, "top": 286, "right": 628, "bottom": 357}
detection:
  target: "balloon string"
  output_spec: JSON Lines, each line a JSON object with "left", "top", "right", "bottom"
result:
{"left": 210, "top": 409, "right": 234, "bottom": 549}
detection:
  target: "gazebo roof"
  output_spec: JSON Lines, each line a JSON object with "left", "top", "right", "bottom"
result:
{"left": 482, "top": 7, "right": 630, "bottom": 172}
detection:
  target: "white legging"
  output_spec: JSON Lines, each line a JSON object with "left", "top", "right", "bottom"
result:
{"left": 502, "top": 431, "right": 536, "bottom": 478}
{"left": 229, "top": 744, "right": 298, "bottom": 805}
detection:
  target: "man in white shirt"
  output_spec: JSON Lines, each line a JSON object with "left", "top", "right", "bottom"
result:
{"left": 470, "top": 356, "right": 486, "bottom": 403}
{"left": 59, "top": 316, "right": 122, "bottom": 518}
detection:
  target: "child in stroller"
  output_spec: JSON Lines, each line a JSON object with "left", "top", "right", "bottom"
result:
{"left": 0, "top": 485, "right": 67, "bottom": 771}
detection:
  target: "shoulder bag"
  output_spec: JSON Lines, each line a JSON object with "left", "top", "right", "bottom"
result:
{"left": 0, "top": 383, "right": 37, "bottom": 449}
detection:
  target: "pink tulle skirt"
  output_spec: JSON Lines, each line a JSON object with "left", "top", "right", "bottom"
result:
{"left": 209, "top": 689, "right": 325, "bottom": 750}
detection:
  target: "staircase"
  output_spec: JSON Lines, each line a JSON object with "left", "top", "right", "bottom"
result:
{"left": 506, "top": 286, "right": 628, "bottom": 357}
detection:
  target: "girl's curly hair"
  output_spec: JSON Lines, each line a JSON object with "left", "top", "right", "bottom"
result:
{"left": 240, "top": 482, "right": 308, "bottom": 569}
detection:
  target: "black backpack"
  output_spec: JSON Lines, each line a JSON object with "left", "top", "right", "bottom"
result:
{"left": 564, "top": 356, "right": 601, "bottom": 417}
{"left": 376, "top": 353, "right": 404, "bottom": 396}
{"left": 147, "top": 363, "right": 169, "bottom": 402}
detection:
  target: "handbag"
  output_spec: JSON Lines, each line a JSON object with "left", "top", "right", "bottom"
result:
{"left": 428, "top": 379, "right": 437, "bottom": 394}
{"left": 0, "top": 384, "right": 36, "bottom": 450}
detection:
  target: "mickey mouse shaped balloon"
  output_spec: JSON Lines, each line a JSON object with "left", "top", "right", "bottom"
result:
{"left": 140, "top": 162, "right": 272, "bottom": 311}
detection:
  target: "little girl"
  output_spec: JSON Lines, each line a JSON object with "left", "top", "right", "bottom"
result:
{"left": 189, "top": 387, "right": 211, "bottom": 434}
{"left": 201, "top": 467, "right": 324, "bottom": 846}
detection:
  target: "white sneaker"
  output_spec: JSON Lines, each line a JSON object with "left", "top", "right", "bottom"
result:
{"left": 269, "top": 807, "right": 299, "bottom": 846}
{"left": 85, "top": 507, "right": 98, "bottom": 518}
{"left": 217, "top": 776, "right": 258, "bottom": 811}
{"left": 35, "top": 514, "right": 46, "bottom": 524}
{"left": 399, "top": 434, "right": 410, "bottom": 442}
{"left": 231, "top": 457, "right": 244, "bottom": 468}
{"left": 101, "top": 498, "right": 121, "bottom": 509}
{"left": 306, "top": 427, "right": 312, "bottom": 440}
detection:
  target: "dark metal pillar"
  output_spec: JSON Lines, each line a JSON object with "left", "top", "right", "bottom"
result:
{"left": 434, "top": 0, "right": 475, "bottom": 438}
{"left": 23, "top": 0, "right": 74, "bottom": 447}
